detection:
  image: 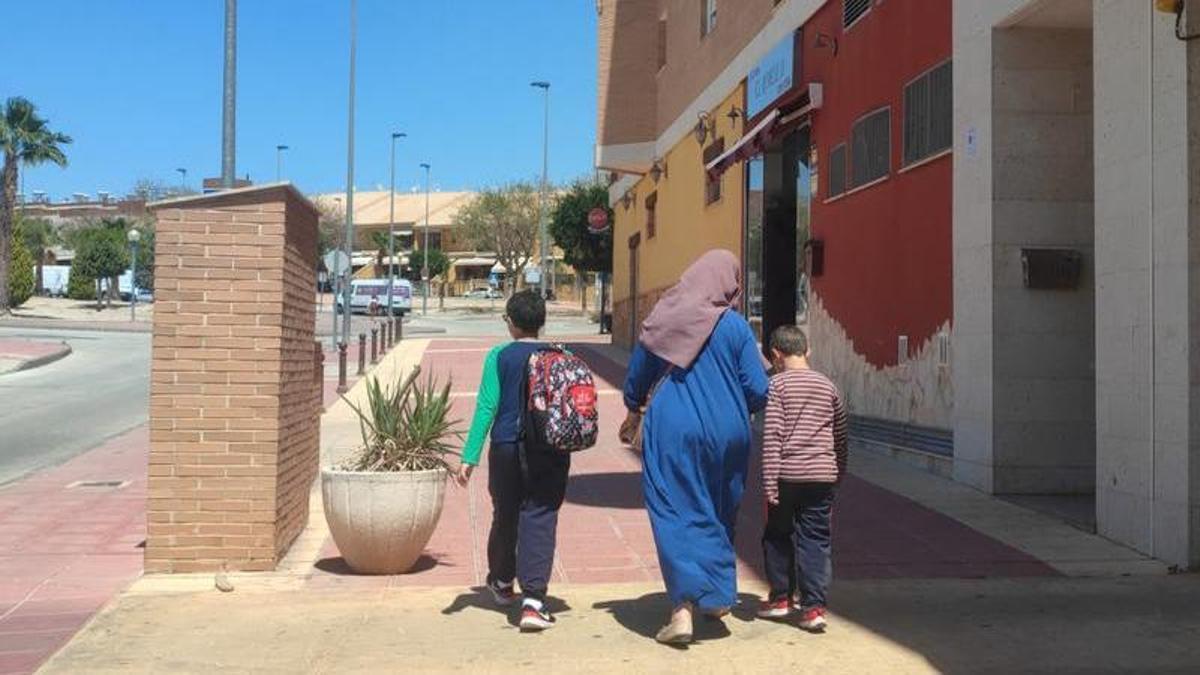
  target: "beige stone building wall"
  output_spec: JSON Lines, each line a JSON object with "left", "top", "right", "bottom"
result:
{"left": 146, "top": 184, "right": 321, "bottom": 574}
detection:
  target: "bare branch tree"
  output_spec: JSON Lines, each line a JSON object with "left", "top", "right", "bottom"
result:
{"left": 453, "top": 182, "right": 541, "bottom": 293}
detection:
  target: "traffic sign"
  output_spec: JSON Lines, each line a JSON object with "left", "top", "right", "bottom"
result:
{"left": 587, "top": 207, "right": 610, "bottom": 233}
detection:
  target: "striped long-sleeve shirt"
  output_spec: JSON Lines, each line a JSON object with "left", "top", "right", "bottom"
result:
{"left": 761, "top": 368, "right": 848, "bottom": 500}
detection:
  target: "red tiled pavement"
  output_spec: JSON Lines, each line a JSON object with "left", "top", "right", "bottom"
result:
{"left": 0, "top": 426, "right": 147, "bottom": 675}
{"left": 0, "top": 339, "right": 65, "bottom": 361}
{"left": 309, "top": 337, "right": 1057, "bottom": 591}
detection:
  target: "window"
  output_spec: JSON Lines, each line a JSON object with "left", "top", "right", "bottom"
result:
{"left": 903, "top": 60, "right": 952, "bottom": 166}
{"left": 850, "top": 108, "right": 890, "bottom": 188}
{"left": 843, "top": 0, "right": 870, "bottom": 29}
{"left": 828, "top": 143, "right": 847, "bottom": 197}
{"left": 645, "top": 191, "right": 658, "bottom": 239}
{"left": 703, "top": 137, "right": 725, "bottom": 204}
{"left": 657, "top": 17, "right": 668, "bottom": 69}
{"left": 701, "top": 0, "right": 717, "bottom": 37}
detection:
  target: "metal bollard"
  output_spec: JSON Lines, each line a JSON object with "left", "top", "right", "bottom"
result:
{"left": 395, "top": 315, "right": 403, "bottom": 342}
{"left": 357, "top": 333, "right": 367, "bottom": 376}
{"left": 383, "top": 320, "right": 391, "bottom": 351}
{"left": 336, "top": 342, "right": 349, "bottom": 394}
{"left": 370, "top": 327, "right": 379, "bottom": 365}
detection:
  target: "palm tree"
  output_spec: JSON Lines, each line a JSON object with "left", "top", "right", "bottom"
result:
{"left": 1, "top": 97, "right": 71, "bottom": 312}
{"left": 18, "top": 217, "right": 57, "bottom": 295}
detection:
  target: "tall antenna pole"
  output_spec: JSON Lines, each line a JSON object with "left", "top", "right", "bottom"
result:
{"left": 221, "top": 0, "right": 237, "bottom": 188}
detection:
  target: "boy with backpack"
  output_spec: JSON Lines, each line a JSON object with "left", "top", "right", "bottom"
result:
{"left": 757, "top": 325, "right": 847, "bottom": 633}
{"left": 456, "top": 290, "right": 598, "bottom": 632}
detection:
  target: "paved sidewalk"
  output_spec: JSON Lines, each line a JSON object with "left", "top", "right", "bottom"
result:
{"left": 40, "top": 575, "right": 1200, "bottom": 673}
{"left": 0, "top": 426, "right": 146, "bottom": 674}
{"left": 0, "top": 339, "right": 71, "bottom": 375}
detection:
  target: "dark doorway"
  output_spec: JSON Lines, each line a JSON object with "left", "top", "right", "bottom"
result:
{"left": 746, "top": 126, "right": 813, "bottom": 355}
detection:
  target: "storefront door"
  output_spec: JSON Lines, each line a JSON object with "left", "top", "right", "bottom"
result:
{"left": 745, "top": 126, "right": 813, "bottom": 354}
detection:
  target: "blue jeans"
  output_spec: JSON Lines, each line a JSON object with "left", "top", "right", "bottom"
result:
{"left": 761, "top": 482, "right": 834, "bottom": 609}
{"left": 485, "top": 443, "right": 569, "bottom": 602}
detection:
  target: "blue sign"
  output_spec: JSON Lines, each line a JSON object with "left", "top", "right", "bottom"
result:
{"left": 747, "top": 36, "right": 794, "bottom": 118}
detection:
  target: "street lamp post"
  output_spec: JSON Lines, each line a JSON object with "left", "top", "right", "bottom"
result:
{"left": 276, "top": 144, "right": 289, "bottom": 182}
{"left": 127, "top": 228, "right": 141, "bottom": 322}
{"left": 531, "top": 81, "right": 551, "bottom": 297}
{"left": 176, "top": 168, "right": 187, "bottom": 192}
{"left": 387, "top": 132, "right": 406, "bottom": 316}
{"left": 222, "top": 0, "right": 237, "bottom": 188}
{"left": 340, "top": 0, "right": 358, "bottom": 347}
{"left": 419, "top": 162, "right": 431, "bottom": 315}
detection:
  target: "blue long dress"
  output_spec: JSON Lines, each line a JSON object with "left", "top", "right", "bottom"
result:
{"left": 623, "top": 310, "right": 769, "bottom": 611}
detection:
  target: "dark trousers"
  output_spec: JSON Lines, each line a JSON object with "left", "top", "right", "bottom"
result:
{"left": 486, "top": 443, "right": 570, "bottom": 602}
{"left": 761, "top": 482, "right": 835, "bottom": 609}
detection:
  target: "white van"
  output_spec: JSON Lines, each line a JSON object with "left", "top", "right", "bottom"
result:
{"left": 335, "top": 278, "right": 412, "bottom": 316}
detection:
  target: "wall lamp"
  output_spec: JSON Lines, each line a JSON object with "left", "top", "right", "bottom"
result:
{"left": 726, "top": 106, "right": 745, "bottom": 128}
{"left": 621, "top": 189, "right": 637, "bottom": 210}
{"left": 693, "top": 112, "right": 715, "bottom": 146}
{"left": 814, "top": 32, "right": 838, "bottom": 55}
{"left": 1156, "top": 0, "right": 1198, "bottom": 40}
{"left": 649, "top": 158, "right": 668, "bottom": 183}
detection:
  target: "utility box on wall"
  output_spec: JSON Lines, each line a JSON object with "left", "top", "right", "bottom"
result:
{"left": 1021, "top": 248, "right": 1082, "bottom": 290}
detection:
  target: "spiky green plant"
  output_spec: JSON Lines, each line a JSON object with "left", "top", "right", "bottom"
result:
{"left": 341, "top": 365, "right": 462, "bottom": 472}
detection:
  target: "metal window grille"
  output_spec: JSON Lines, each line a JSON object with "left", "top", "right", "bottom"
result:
{"left": 702, "top": 0, "right": 717, "bottom": 36}
{"left": 850, "top": 108, "right": 890, "bottom": 188}
{"left": 903, "top": 61, "right": 952, "bottom": 166}
{"left": 829, "top": 144, "right": 847, "bottom": 197}
{"left": 844, "top": 0, "right": 870, "bottom": 29}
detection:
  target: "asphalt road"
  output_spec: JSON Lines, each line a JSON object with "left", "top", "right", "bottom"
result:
{"left": 0, "top": 327, "right": 150, "bottom": 485}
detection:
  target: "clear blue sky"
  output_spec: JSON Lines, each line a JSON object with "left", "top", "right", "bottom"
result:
{"left": 3, "top": 1, "right": 598, "bottom": 200}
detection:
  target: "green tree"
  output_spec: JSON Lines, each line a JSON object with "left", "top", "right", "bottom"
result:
{"left": 549, "top": 179, "right": 613, "bottom": 313}
{"left": 131, "top": 220, "right": 155, "bottom": 292}
{"left": 72, "top": 224, "right": 129, "bottom": 309}
{"left": 453, "top": 182, "right": 540, "bottom": 293}
{"left": 17, "top": 216, "right": 57, "bottom": 295}
{"left": 315, "top": 197, "right": 346, "bottom": 255}
{"left": 0, "top": 97, "right": 71, "bottom": 312}
{"left": 7, "top": 229, "right": 34, "bottom": 307}
{"left": 408, "top": 248, "right": 450, "bottom": 281}
{"left": 67, "top": 266, "right": 95, "bottom": 301}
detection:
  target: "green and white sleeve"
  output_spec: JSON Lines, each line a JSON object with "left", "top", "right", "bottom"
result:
{"left": 460, "top": 344, "right": 503, "bottom": 466}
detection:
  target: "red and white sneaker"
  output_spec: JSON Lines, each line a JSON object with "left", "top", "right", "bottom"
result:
{"left": 756, "top": 596, "right": 792, "bottom": 620}
{"left": 519, "top": 604, "right": 556, "bottom": 632}
{"left": 797, "top": 606, "right": 828, "bottom": 632}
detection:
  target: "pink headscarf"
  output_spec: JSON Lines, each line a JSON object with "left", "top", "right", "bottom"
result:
{"left": 639, "top": 249, "right": 742, "bottom": 369}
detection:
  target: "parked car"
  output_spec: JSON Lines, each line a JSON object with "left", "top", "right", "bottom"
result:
{"left": 335, "top": 278, "right": 413, "bottom": 316}
{"left": 464, "top": 287, "right": 502, "bottom": 300}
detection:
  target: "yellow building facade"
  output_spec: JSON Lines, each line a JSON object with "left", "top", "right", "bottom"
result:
{"left": 610, "top": 86, "right": 745, "bottom": 348}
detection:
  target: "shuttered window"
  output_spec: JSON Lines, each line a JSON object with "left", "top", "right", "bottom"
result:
{"left": 844, "top": 0, "right": 870, "bottom": 29}
{"left": 850, "top": 108, "right": 890, "bottom": 188}
{"left": 903, "top": 60, "right": 953, "bottom": 166}
{"left": 657, "top": 17, "right": 667, "bottom": 70}
{"left": 645, "top": 192, "right": 658, "bottom": 239}
{"left": 703, "top": 137, "right": 725, "bottom": 204}
{"left": 701, "top": 0, "right": 717, "bottom": 36}
{"left": 828, "top": 143, "right": 847, "bottom": 197}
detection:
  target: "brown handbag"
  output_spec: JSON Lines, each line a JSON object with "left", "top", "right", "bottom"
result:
{"left": 620, "top": 371, "right": 669, "bottom": 453}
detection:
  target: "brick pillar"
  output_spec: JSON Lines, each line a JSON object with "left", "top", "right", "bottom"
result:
{"left": 146, "top": 184, "right": 320, "bottom": 573}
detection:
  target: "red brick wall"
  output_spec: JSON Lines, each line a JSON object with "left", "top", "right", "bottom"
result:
{"left": 146, "top": 186, "right": 320, "bottom": 573}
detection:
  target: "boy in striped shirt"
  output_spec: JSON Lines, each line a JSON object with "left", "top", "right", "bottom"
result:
{"left": 758, "top": 325, "right": 848, "bottom": 632}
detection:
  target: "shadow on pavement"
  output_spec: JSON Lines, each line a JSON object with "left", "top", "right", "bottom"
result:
{"left": 314, "top": 554, "right": 441, "bottom": 576}
{"left": 441, "top": 587, "right": 571, "bottom": 627}
{"left": 566, "top": 471, "right": 645, "bottom": 509}
{"left": 593, "top": 592, "right": 760, "bottom": 645}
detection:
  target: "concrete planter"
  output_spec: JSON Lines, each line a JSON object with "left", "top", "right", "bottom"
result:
{"left": 320, "top": 468, "right": 448, "bottom": 574}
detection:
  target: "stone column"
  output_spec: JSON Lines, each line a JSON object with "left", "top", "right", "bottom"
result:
{"left": 145, "top": 184, "right": 321, "bottom": 573}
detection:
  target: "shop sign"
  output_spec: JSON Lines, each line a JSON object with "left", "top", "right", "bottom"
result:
{"left": 747, "top": 36, "right": 795, "bottom": 118}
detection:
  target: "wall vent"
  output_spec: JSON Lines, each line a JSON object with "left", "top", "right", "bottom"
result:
{"left": 937, "top": 332, "right": 951, "bottom": 367}
{"left": 844, "top": 0, "right": 871, "bottom": 29}
{"left": 897, "top": 335, "right": 909, "bottom": 364}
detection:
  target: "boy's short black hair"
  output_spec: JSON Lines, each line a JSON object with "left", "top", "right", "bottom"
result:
{"left": 506, "top": 290, "right": 546, "bottom": 333}
{"left": 770, "top": 325, "right": 808, "bottom": 357}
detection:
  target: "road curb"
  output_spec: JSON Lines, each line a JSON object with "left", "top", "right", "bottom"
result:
{"left": 0, "top": 318, "right": 153, "bottom": 333}
{"left": 15, "top": 342, "right": 73, "bottom": 372}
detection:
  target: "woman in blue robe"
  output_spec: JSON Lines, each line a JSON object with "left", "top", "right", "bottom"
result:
{"left": 620, "top": 250, "right": 769, "bottom": 644}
